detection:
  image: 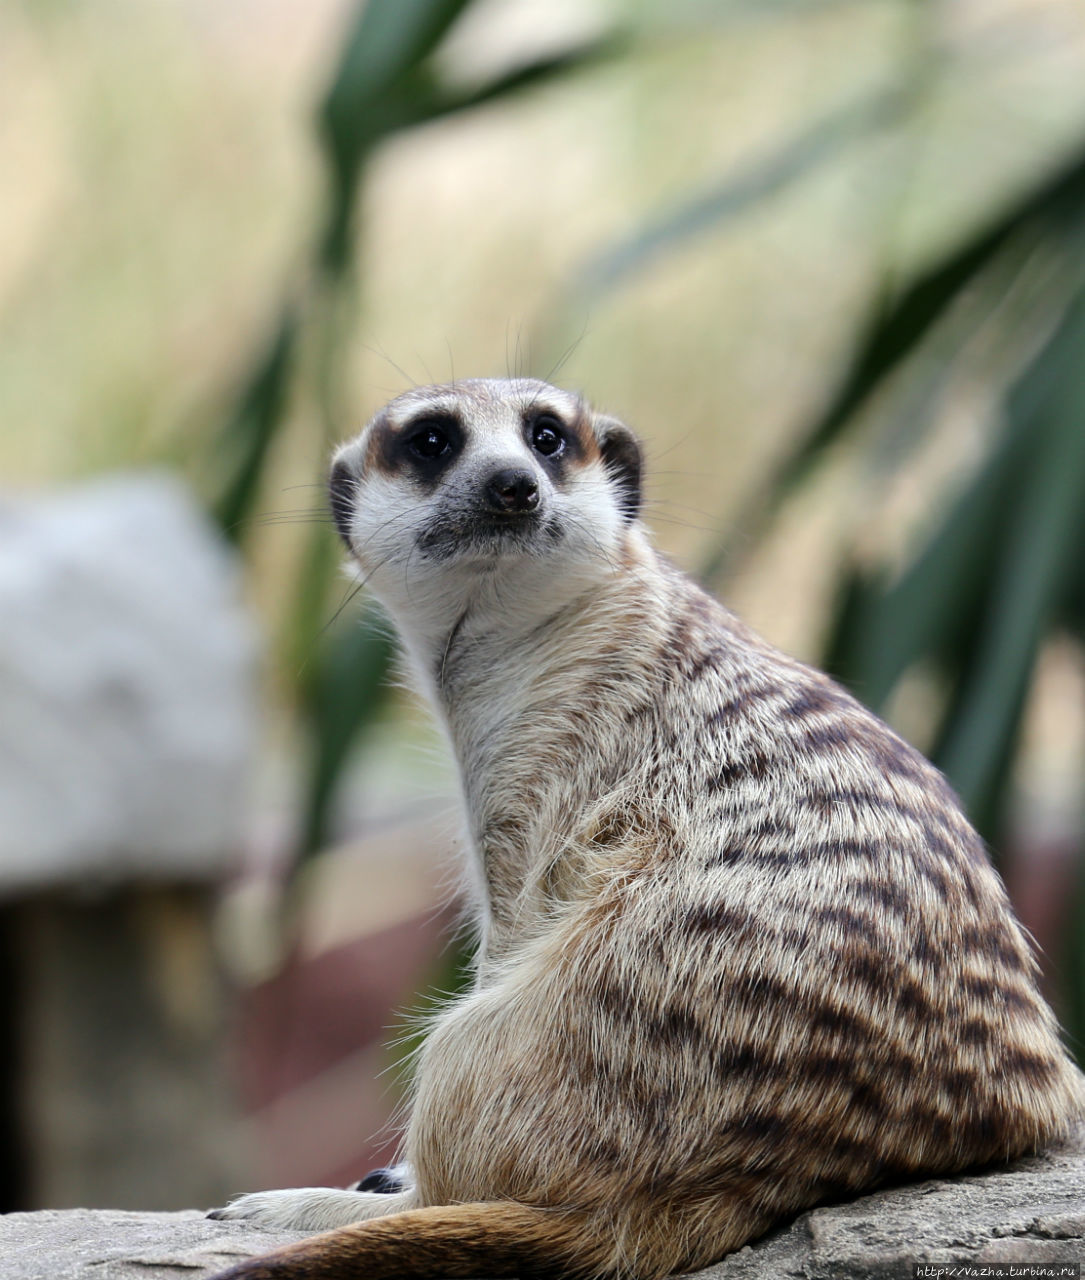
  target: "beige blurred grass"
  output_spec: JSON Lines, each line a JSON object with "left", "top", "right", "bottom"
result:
{"left": 2, "top": 0, "right": 1085, "bottom": 663}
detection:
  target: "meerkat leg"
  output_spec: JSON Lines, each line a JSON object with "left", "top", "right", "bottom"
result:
{"left": 208, "top": 1185, "right": 419, "bottom": 1232}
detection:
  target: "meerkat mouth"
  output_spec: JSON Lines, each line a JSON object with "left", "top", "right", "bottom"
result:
{"left": 416, "top": 509, "right": 563, "bottom": 562}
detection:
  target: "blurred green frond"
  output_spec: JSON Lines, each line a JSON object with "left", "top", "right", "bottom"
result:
{"left": 297, "top": 603, "right": 395, "bottom": 862}
{"left": 318, "top": 0, "right": 625, "bottom": 270}
{"left": 646, "top": 0, "right": 895, "bottom": 28}
{"left": 424, "top": 34, "right": 627, "bottom": 122}
{"left": 933, "top": 292, "right": 1085, "bottom": 826}
{"left": 792, "top": 141, "right": 1085, "bottom": 468}
{"left": 318, "top": 0, "right": 475, "bottom": 270}
{"left": 828, "top": 286, "right": 1085, "bottom": 834}
{"left": 574, "top": 84, "right": 917, "bottom": 300}
{"left": 827, "top": 415, "right": 1032, "bottom": 710}
{"left": 701, "top": 131, "right": 1085, "bottom": 582}
{"left": 211, "top": 307, "right": 299, "bottom": 542}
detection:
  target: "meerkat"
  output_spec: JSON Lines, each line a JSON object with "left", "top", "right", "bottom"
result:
{"left": 209, "top": 378, "right": 1085, "bottom": 1280}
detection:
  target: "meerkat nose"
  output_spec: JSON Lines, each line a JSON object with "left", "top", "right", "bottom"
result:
{"left": 485, "top": 469, "right": 540, "bottom": 514}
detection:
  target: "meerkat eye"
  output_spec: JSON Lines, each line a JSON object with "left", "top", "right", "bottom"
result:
{"left": 531, "top": 416, "right": 565, "bottom": 457}
{"left": 408, "top": 424, "right": 452, "bottom": 460}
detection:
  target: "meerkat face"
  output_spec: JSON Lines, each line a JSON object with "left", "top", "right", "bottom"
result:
{"left": 328, "top": 379, "right": 642, "bottom": 598}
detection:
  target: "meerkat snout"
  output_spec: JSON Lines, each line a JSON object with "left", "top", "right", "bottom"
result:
{"left": 483, "top": 467, "right": 540, "bottom": 514}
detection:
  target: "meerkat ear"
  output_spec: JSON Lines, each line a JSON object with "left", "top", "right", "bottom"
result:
{"left": 328, "top": 446, "right": 363, "bottom": 548}
{"left": 593, "top": 414, "right": 643, "bottom": 522}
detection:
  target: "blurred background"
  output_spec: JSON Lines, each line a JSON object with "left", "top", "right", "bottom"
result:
{"left": 2, "top": 0, "right": 1085, "bottom": 1214}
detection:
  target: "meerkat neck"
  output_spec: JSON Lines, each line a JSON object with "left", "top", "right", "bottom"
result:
{"left": 434, "top": 531, "right": 662, "bottom": 722}
{"left": 390, "top": 528, "right": 658, "bottom": 708}
{"left": 399, "top": 532, "right": 673, "bottom": 961}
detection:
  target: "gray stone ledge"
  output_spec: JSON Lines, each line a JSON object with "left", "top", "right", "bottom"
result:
{"left": 0, "top": 1208, "right": 302, "bottom": 1280}
{"left": 3, "top": 1141, "right": 1083, "bottom": 1280}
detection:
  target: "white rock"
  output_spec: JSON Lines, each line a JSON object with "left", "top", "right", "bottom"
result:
{"left": 0, "top": 473, "right": 256, "bottom": 891}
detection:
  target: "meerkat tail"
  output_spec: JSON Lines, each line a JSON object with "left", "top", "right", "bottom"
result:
{"left": 209, "top": 1201, "right": 599, "bottom": 1280}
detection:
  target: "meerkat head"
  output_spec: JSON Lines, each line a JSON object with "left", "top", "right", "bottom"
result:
{"left": 328, "top": 379, "right": 643, "bottom": 610}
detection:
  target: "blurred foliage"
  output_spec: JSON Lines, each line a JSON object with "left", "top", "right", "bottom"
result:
{"left": 569, "top": 80, "right": 919, "bottom": 301}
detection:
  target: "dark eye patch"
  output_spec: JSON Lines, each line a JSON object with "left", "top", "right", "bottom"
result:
{"left": 529, "top": 413, "right": 564, "bottom": 457}
{"left": 522, "top": 408, "right": 581, "bottom": 475}
{"left": 379, "top": 412, "right": 463, "bottom": 485}
{"left": 408, "top": 421, "right": 454, "bottom": 460}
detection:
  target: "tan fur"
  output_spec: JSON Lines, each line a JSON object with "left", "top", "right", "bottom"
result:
{"left": 211, "top": 379, "right": 1084, "bottom": 1280}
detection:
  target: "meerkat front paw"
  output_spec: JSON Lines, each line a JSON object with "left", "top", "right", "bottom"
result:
{"left": 208, "top": 1186, "right": 415, "bottom": 1232}
{"left": 348, "top": 1162, "right": 412, "bottom": 1194}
